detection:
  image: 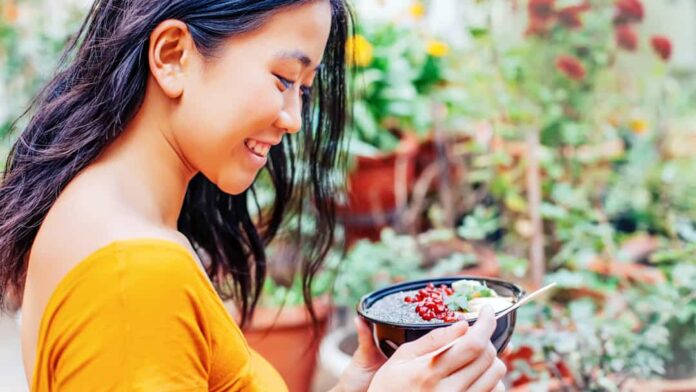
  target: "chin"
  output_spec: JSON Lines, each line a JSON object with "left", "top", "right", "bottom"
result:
{"left": 215, "top": 175, "right": 255, "bottom": 196}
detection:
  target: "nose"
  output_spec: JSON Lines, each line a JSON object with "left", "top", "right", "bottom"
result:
{"left": 275, "top": 92, "right": 302, "bottom": 134}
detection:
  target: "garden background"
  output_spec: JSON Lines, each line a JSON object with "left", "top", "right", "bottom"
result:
{"left": 1, "top": 0, "right": 696, "bottom": 391}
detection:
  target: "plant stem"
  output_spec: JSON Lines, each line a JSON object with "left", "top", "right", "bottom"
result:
{"left": 527, "top": 127, "right": 545, "bottom": 288}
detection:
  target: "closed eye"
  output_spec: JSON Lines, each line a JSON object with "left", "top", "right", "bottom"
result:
{"left": 274, "top": 74, "right": 312, "bottom": 99}
{"left": 274, "top": 74, "right": 294, "bottom": 90}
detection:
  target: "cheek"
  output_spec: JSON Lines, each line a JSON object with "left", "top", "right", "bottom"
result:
{"left": 171, "top": 73, "right": 283, "bottom": 188}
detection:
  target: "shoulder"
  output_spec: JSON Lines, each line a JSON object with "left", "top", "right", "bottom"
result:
{"left": 28, "top": 169, "right": 197, "bottom": 297}
{"left": 24, "top": 168, "right": 202, "bottom": 342}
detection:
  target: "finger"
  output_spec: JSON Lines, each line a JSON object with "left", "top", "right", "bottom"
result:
{"left": 430, "top": 305, "right": 497, "bottom": 362}
{"left": 465, "top": 357, "right": 507, "bottom": 392}
{"left": 494, "top": 380, "right": 506, "bottom": 392}
{"left": 396, "top": 319, "right": 469, "bottom": 358}
{"left": 435, "top": 342, "right": 496, "bottom": 384}
{"left": 461, "top": 305, "right": 497, "bottom": 346}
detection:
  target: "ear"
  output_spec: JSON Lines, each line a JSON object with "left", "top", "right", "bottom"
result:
{"left": 148, "top": 20, "right": 194, "bottom": 99}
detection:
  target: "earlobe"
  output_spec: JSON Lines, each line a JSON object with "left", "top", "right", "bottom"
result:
{"left": 148, "top": 20, "right": 192, "bottom": 99}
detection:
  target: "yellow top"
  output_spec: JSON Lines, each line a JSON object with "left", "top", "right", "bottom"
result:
{"left": 31, "top": 239, "right": 288, "bottom": 392}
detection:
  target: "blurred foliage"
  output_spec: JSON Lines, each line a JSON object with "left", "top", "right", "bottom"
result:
{"left": 346, "top": 0, "right": 696, "bottom": 387}
{"left": 333, "top": 228, "right": 483, "bottom": 307}
{"left": 347, "top": 9, "right": 451, "bottom": 155}
{"left": 0, "top": 0, "right": 84, "bottom": 142}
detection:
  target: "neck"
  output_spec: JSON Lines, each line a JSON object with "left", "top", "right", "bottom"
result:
{"left": 95, "top": 91, "right": 196, "bottom": 229}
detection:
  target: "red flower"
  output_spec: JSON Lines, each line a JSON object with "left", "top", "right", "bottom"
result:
{"left": 557, "top": 3, "right": 590, "bottom": 29}
{"left": 555, "top": 55, "right": 586, "bottom": 81}
{"left": 526, "top": 16, "right": 553, "bottom": 37}
{"left": 615, "top": 25, "right": 638, "bottom": 51}
{"left": 614, "top": 0, "right": 644, "bottom": 25}
{"left": 528, "top": 0, "right": 555, "bottom": 21}
{"left": 651, "top": 35, "right": 672, "bottom": 61}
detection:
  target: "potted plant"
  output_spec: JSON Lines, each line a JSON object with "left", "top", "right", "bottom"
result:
{"left": 340, "top": 17, "right": 451, "bottom": 244}
{"left": 508, "top": 294, "right": 671, "bottom": 391}
{"left": 238, "top": 275, "right": 333, "bottom": 392}
{"left": 226, "top": 235, "right": 339, "bottom": 392}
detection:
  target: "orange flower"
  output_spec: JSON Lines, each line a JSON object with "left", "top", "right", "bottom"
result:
{"left": 555, "top": 55, "right": 586, "bottom": 81}
{"left": 629, "top": 118, "right": 649, "bottom": 134}
{"left": 651, "top": 35, "right": 672, "bottom": 61}
{"left": 2, "top": 0, "right": 18, "bottom": 24}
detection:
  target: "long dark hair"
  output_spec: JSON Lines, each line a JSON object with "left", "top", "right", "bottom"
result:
{"left": 0, "top": 0, "right": 351, "bottom": 327}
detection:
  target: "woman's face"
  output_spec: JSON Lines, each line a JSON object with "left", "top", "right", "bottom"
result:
{"left": 170, "top": 1, "right": 332, "bottom": 194}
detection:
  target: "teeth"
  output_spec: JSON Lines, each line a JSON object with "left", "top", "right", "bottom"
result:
{"left": 246, "top": 139, "right": 270, "bottom": 157}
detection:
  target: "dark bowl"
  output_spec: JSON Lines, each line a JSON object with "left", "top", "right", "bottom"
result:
{"left": 357, "top": 276, "right": 525, "bottom": 358}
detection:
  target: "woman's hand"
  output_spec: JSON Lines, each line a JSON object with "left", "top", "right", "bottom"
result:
{"left": 332, "top": 316, "right": 388, "bottom": 392}
{"left": 366, "top": 306, "right": 506, "bottom": 391}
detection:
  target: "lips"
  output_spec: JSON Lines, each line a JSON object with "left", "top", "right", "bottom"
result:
{"left": 244, "top": 138, "right": 271, "bottom": 158}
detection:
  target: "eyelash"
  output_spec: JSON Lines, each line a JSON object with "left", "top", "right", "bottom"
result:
{"left": 274, "top": 74, "right": 312, "bottom": 98}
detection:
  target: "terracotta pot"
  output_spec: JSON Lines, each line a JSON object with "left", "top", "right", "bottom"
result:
{"left": 339, "top": 133, "right": 420, "bottom": 245}
{"left": 239, "top": 299, "right": 332, "bottom": 392}
{"left": 415, "top": 133, "right": 471, "bottom": 185}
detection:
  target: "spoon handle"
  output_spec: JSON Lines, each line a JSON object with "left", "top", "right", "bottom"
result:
{"left": 495, "top": 282, "right": 556, "bottom": 320}
{"left": 430, "top": 282, "right": 557, "bottom": 358}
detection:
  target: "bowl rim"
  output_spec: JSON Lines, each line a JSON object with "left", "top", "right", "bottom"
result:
{"left": 356, "top": 276, "right": 526, "bottom": 329}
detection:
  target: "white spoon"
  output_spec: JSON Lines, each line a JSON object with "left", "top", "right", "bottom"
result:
{"left": 429, "top": 282, "right": 557, "bottom": 357}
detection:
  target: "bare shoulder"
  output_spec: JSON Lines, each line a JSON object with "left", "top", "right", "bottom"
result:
{"left": 21, "top": 167, "right": 194, "bottom": 382}
{"left": 28, "top": 175, "right": 188, "bottom": 284}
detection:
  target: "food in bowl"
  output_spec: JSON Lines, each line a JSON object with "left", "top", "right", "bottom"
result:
{"left": 364, "top": 279, "right": 516, "bottom": 324}
{"left": 357, "top": 277, "right": 524, "bottom": 358}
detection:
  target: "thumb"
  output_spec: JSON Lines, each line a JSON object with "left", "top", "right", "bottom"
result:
{"left": 354, "top": 316, "right": 375, "bottom": 351}
{"left": 352, "top": 317, "right": 386, "bottom": 370}
{"left": 397, "top": 319, "right": 469, "bottom": 358}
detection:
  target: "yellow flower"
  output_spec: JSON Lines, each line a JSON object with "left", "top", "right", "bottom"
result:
{"left": 629, "top": 118, "right": 649, "bottom": 134}
{"left": 346, "top": 34, "right": 373, "bottom": 67}
{"left": 427, "top": 40, "right": 450, "bottom": 57}
{"left": 409, "top": 2, "right": 426, "bottom": 19}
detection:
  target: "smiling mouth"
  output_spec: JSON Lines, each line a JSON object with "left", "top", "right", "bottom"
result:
{"left": 244, "top": 138, "right": 271, "bottom": 158}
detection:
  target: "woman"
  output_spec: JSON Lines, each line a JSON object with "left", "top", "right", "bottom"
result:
{"left": 0, "top": 0, "right": 507, "bottom": 391}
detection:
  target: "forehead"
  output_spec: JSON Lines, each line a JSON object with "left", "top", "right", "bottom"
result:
{"left": 225, "top": 1, "right": 332, "bottom": 67}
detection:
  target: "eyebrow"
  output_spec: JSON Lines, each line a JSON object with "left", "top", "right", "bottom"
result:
{"left": 275, "top": 50, "right": 322, "bottom": 71}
